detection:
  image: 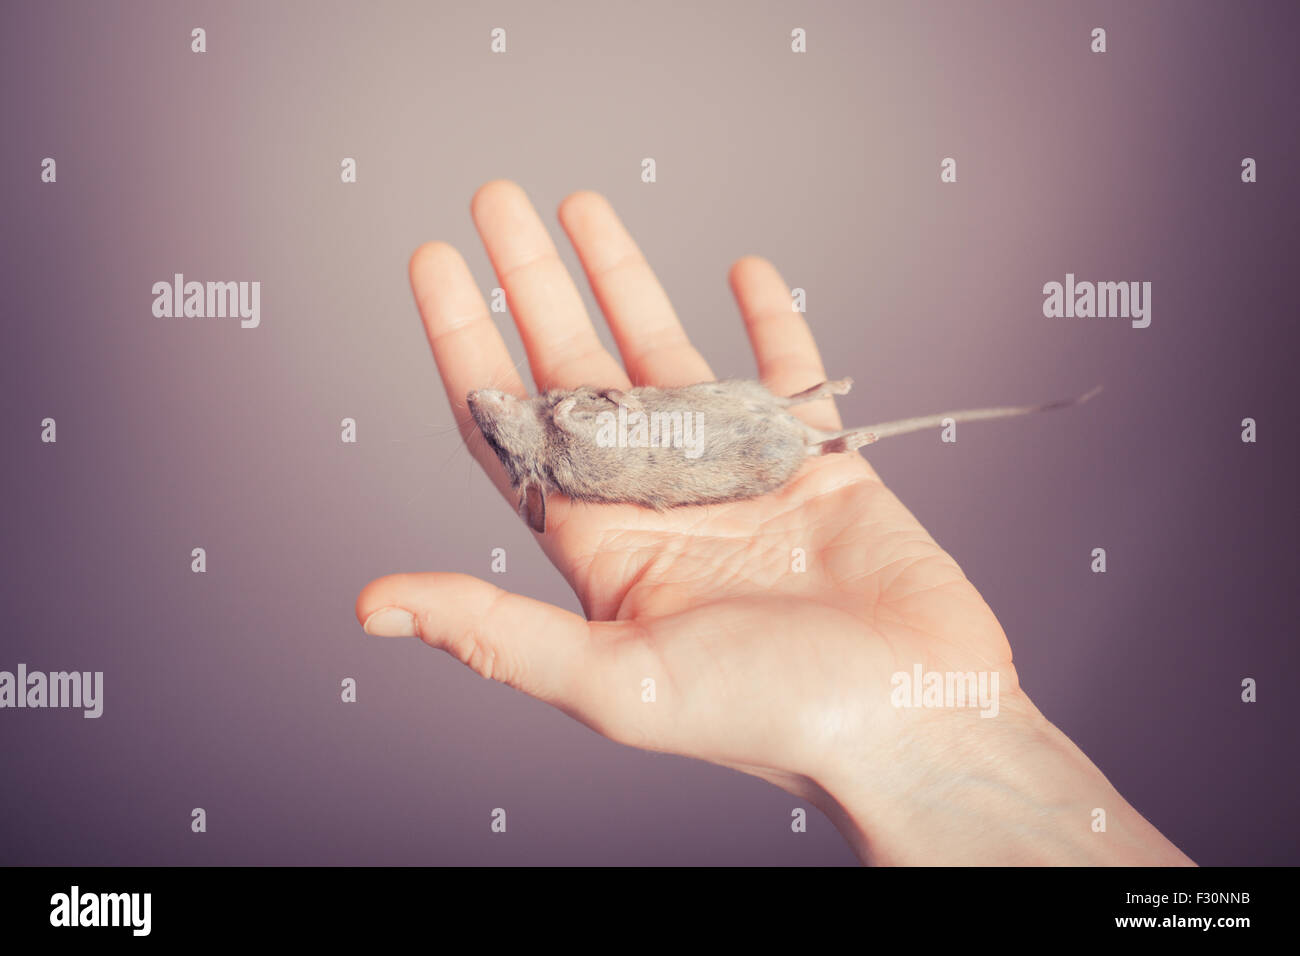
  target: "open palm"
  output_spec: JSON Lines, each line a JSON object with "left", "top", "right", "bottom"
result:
{"left": 357, "top": 180, "right": 1020, "bottom": 811}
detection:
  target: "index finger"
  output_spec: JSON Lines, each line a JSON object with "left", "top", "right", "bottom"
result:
{"left": 408, "top": 240, "right": 524, "bottom": 500}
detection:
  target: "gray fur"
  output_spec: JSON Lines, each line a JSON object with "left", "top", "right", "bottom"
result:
{"left": 466, "top": 378, "right": 1100, "bottom": 533}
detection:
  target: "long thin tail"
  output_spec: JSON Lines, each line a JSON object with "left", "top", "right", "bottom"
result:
{"left": 861, "top": 384, "right": 1103, "bottom": 442}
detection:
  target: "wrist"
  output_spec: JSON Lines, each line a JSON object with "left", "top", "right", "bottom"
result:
{"left": 814, "top": 689, "right": 1194, "bottom": 866}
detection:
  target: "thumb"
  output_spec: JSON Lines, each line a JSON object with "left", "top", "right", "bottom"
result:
{"left": 355, "top": 572, "right": 596, "bottom": 707}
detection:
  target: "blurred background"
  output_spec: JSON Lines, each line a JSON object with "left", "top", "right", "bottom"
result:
{"left": 2, "top": 0, "right": 1296, "bottom": 864}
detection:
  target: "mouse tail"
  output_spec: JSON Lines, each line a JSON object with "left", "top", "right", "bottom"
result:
{"left": 854, "top": 384, "right": 1103, "bottom": 443}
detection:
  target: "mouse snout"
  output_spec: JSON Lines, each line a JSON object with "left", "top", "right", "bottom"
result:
{"left": 467, "top": 388, "right": 520, "bottom": 416}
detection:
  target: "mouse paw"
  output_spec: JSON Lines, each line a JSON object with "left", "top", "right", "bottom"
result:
{"left": 599, "top": 388, "right": 643, "bottom": 412}
{"left": 783, "top": 378, "right": 853, "bottom": 407}
{"left": 806, "top": 428, "right": 877, "bottom": 455}
{"left": 552, "top": 396, "right": 578, "bottom": 426}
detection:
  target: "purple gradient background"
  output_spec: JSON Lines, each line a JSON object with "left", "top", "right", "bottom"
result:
{"left": 2, "top": 0, "right": 1297, "bottom": 865}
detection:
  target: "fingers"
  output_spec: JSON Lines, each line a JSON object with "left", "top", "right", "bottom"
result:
{"left": 408, "top": 241, "right": 521, "bottom": 499}
{"left": 729, "top": 256, "right": 842, "bottom": 430}
{"left": 471, "top": 180, "right": 630, "bottom": 392}
{"left": 357, "top": 572, "right": 597, "bottom": 709}
{"left": 558, "top": 190, "right": 713, "bottom": 386}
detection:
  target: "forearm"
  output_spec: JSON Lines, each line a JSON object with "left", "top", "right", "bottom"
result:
{"left": 815, "top": 691, "right": 1195, "bottom": 866}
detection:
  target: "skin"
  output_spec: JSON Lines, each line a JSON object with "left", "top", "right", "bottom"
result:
{"left": 355, "top": 180, "right": 1194, "bottom": 865}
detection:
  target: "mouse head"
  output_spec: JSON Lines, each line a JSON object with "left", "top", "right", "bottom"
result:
{"left": 466, "top": 388, "right": 549, "bottom": 532}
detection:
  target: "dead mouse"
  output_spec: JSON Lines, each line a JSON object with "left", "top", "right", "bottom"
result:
{"left": 466, "top": 378, "right": 1101, "bottom": 532}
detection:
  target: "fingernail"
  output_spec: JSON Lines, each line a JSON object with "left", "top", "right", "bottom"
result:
{"left": 362, "top": 607, "right": 418, "bottom": 637}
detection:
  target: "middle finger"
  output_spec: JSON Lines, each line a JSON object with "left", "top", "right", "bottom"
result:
{"left": 471, "top": 180, "right": 630, "bottom": 392}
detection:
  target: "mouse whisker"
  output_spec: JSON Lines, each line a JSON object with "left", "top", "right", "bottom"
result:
{"left": 471, "top": 355, "right": 530, "bottom": 396}
{"left": 389, "top": 423, "right": 462, "bottom": 442}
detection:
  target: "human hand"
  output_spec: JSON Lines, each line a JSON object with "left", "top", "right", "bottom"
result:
{"left": 356, "top": 181, "right": 1192, "bottom": 865}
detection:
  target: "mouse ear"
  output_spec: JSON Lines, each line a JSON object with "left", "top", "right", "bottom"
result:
{"left": 519, "top": 480, "right": 547, "bottom": 533}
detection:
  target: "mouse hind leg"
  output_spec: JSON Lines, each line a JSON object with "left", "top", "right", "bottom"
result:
{"left": 803, "top": 426, "right": 878, "bottom": 455}
{"left": 777, "top": 378, "right": 852, "bottom": 406}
